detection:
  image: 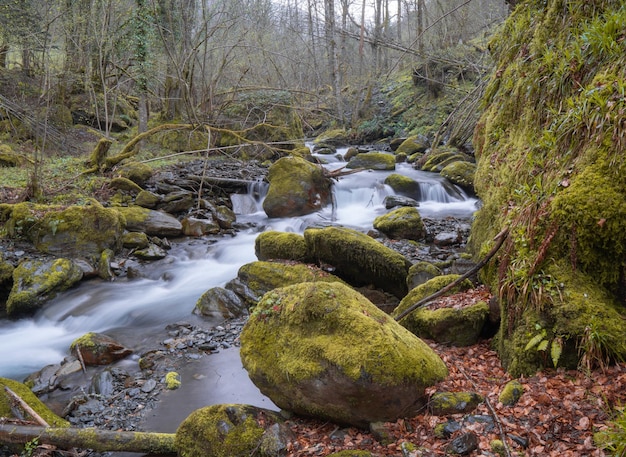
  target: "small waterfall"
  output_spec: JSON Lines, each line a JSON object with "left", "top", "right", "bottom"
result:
{"left": 230, "top": 179, "right": 269, "bottom": 215}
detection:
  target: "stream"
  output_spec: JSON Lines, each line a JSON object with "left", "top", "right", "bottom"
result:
{"left": 0, "top": 155, "right": 479, "bottom": 423}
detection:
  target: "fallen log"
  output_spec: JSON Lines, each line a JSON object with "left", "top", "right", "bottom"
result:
{"left": 0, "top": 423, "right": 176, "bottom": 455}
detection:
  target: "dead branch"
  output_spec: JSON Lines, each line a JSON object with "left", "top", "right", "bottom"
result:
{"left": 0, "top": 424, "right": 176, "bottom": 455}
{"left": 394, "top": 227, "right": 509, "bottom": 321}
{"left": 3, "top": 387, "right": 49, "bottom": 427}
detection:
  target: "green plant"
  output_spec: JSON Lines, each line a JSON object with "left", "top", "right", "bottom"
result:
{"left": 525, "top": 323, "right": 563, "bottom": 368}
{"left": 20, "top": 438, "right": 39, "bottom": 457}
{"left": 595, "top": 406, "right": 626, "bottom": 456}
{"left": 578, "top": 320, "right": 612, "bottom": 374}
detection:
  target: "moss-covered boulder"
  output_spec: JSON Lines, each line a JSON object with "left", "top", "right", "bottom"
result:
{"left": 441, "top": 161, "right": 476, "bottom": 194}
{"left": 499, "top": 380, "right": 524, "bottom": 406}
{"left": 240, "top": 282, "right": 447, "bottom": 428}
{"left": 2, "top": 201, "right": 125, "bottom": 258}
{"left": 262, "top": 156, "right": 332, "bottom": 218}
{"left": 314, "top": 129, "right": 349, "bottom": 146}
{"left": 346, "top": 152, "right": 395, "bottom": 171}
{"left": 116, "top": 206, "right": 182, "bottom": 237}
{"left": 6, "top": 258, "right": 83, "bottom": 316}
{"left": 175, "top": 404, "right": 293, "bottom": 457}
{"left": 373, "top": 207, "right": 426, "bottom": 241}
{"left": 419, "top": 147, "right": 472, "bottom": 173}
{"left": 233, "top": 260, "right": 344, "bottom": 305}
{"left": 135, "top": 190, "right": 160, "bottom": 208}
{"left": 304, "top": 226, "right": 411, "bottom": 299}
{"left": 254, "top": 230, "right": 309, "bottom": 262}
{"left": 407, "top": 261, "right": 441, "bottom": 290}
{"left": 393, "top": 274, "right": 473, "bottom": 332}
{"left": 394, "top": 136, "right": 429, "bottom": 156}
{"left": 70, "top": 332, "right": 133, "bottom": 365}
{"left": 470, "top": 0, "right": 626, "bottom": 375}
{"left": 0, "top": 377, "right": 69, "bottom": 427}
{"left": 384, "top": 173, "right": 421, "bottom": 200}
{"left": 0, "top": 144, "right": 21, "bottom": 166}
{"left": 109, "top": 177, "right": 143, "bottom": 194}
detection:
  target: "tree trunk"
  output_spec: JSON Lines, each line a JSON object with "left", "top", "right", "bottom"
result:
{"left": 0, "top": 424, "right": 176, "bottom": 455}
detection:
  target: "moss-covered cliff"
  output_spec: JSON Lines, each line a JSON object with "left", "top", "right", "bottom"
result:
{"left": 471, "top": 0, "right": 626, "bottom": 375}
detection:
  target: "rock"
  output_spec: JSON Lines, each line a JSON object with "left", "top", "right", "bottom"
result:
{"left": 314, "top": 128, "right": 348, "bottom": 146}
{"left": 117, "top": 161, "right": 153, "bottom": 186}
{"left": 255, "top": 230, "right": 309, "bottom": 262}
{"left": 407, "top": 261, "right": 441, "bottom": 290}
{"left": 383, "top": 195, "right": 419, "bottom": 209}
{"left": 262, "top": 156, "right": 332, "bottom": 218}
{"left": 70, "top": 332, "right": 133, "bottom": 366}
{"left": 6, "top": 258, "right": 84, "bottom": 316}
{"left": 384, "top": 173, "right": 421, "bottom": 200}
{"left": 234, "top": 260, "right": 344, "bottom": 306}
{"left": 109, "top": 177, "right": 143, "bottom": 194}
{"left": 499, "top": 380, "right": 524, "bottom": 406}
{"left": 121, "top": 231, "right": 150, "bottom": 249}
{"left": 373, "top": 207, "right": 426, "bottom": 241}
{"left": 175, "top": 404, "right": 293, "bottom": 457}
{"left": 213, "top": 205, "right": 236, "bottom": 229}
{"left": 433, "top": 231, "right": 462, "bottom": 246}
{"left": 440, "top": 161, "right": 476, "bottom": 194}
{"left": 3, "top": 201, "right": 125, "bottom": 258}
{"left": 135, "top": 190, "right": 161, "bottom": 208}
{"left": 194, "top": 287, "right": 248, "bottom": 319}
{"left": 394, "top": 136, "right": 429, "bottom": 155}
{"left": 133, "top": 243, "right": 167, "bottom": 260}
{"left": 446, "top": 432, "right": 479, "bottom": 455}
{"left": 116, "top": 206, "right": 182, "bottom": 237}
{"left": 419, "top": 147, "right": 473, "bottom": 173}
{"left": 429, "top": 391, "right": 483, "bottom": 415}
{"left": 98, "top": 248, "right": 115, "bottom": 280}
{"left": 0, "top": 377, "right": 69, "bottom": 427}
{"left": 90, "top": 370, "right": 115, "bottom": 396}
{"left": 182, "top": 217, "right": 220, "bottom": 236}
{"left": 0, "top": 144, "right": 21, "bottom": 166}
{"left": 346, "top": 152, "right": 396, "bottom": 170}
{"left": 160, "top": 191, "right": 195, "bottom": 214}
{"left": 304, "top": 226, "right": 411, "bottom": 299}
{"left": 240, "top": 282, "right": 447, "bottom": 428}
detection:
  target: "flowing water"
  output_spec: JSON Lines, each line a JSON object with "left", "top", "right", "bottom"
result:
{"left": 0, "top": 158, "right": 478, "bottom": 382}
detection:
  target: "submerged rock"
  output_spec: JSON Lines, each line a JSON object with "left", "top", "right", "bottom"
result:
{"left": 240, "top": 282, "right": 447, "bottom": 428}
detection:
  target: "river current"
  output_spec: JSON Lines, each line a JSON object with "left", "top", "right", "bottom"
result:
{"left": 0, "top": 157, "right": 478, "bottom": 381}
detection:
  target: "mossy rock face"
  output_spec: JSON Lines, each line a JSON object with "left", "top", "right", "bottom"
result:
{"left": 392, "top": 274, "right": 473, "bottom": 323}
{"left": 400, "top": 302, "right": 489, "bottom": 347}
{"left": 373, "top": 207, "right": 426, "bottom": 241}
{"left": 262, "top": 156, "right": 332, "bottom": 218}
{"left": 313, "top": 129, "right": 348, "bottom": 146}
{"left": 346, "top": 152, "right": 396, "bottom": 171}
{"left": 255, "top": 231, "right": 309, "bottom": 262}
{"left": 470, "top": 0, "right": 626, "bottom": 374}
{"left": 304, "top": 226, "right": 411, "bottom": 299}
{"left": 0, "top": 377, "right": 69, "bottom": 427}
{"left": 175, "top": 404, "right": 292, "bottom": 457}
{"left": 0, "top": 253, "right": 14, "bottom": 285}
{"left": 116, "top": 206, "right": 182, "bottom": 237}
{"left": 117, "top": 161, "right": 153, "bottom": 186}
{"left": 4, "top": 201, "right": 125, "bottom": 258}
{"left": 236, "top": 260, "right": 344, "bottom": 305}
{"left": 429, "top": 391, "right": 484, "bottom": 415}
{"left": 420, "top": 148, "right": 472, "bottom": 173}
{"left": 440, "top": 161, "right": 476, "bottom": 194}
{"left": 395, "top": 136, "right": 429, "bottom": 155}
{"left": 240, "top": 282, "right": 447, "bottom": 428}
{"left": 384, "top": 173, "right": 421, "bottom": 200}
{"left": 6, "top": 258, "right": 83, "bottom": 316}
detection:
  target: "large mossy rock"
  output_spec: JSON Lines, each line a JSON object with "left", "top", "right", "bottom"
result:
{"left": 470, "top": 0, "right": 626, "bottom": 374}
{"left": 384, "top": 173, "right": 421, "bottom": 200}
{"left": 6, "top": 258, "right": 83, "bottom": 316}
{"left": 194, "top": 287, "right": 247, "bottom": 319}
{"left": 116, "top": 206, "right": 182, "bottom": 237}
{"left": 70, "top": 332, "right": 133, "bottom": 365}
{"left": 0, "top": 377, "right": 69, "bottom": 427}
{"left": 232, "top": 260, "right": 344, "bottom": 305}
{"left": 240, "top": 282, "right": 447, "bottom": 428}
{"left": 175, "top": 404, "right": 293, "bottom": 457}
{"left": 373, "top": 207, "right": 426, "bottom": 241}
{"left": 304, "top": 226, "right": 411, "bottom": 299}
{"left": 440, "top": 161, "right": 476, "bottom": 194}
{"left": 255, "top": 230, "right": 309, "bottom": 262}
{"left": 2, "top": 201, "right": 125, "bottom": 258}
{"left": 346, "top": 152, "right": 395, "bottom": 171}
{"left": 262, "top": 156, "right": 332, "bottom": 218}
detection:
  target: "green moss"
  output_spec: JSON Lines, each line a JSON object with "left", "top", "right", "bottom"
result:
{"left": 241, "top": 282, "right": 447, "bottom": 387}
{"left": 395, "top": 136, "right": 428, "bottom": 155}
{"left": 314, "top": 129, "right": 348, "bottom": 146}
{"left": 109, "top": 177, "right": 143, "bottom": 194}
{"left": 0, "top": 377, "right": 69, "bottom": 427}
{"left": 175, "top": 404, "right": 282, "bottom": 457}
{"left": 373, "top": 206, "right": 426, "bottom": 241}
{"left": 429, "top": 391, "right": 484, "bottom": 415}
{"left": 70, "top": 332, "right": 99, "bottom": 350}
{"left": 165, "top": 371, "right": 181, "bottom": 390}
{"left": 346, "top": 152, "right": 395, "bottom": 171}
{"left": 383, "top": 173, "right": 420, "bottom": 198}
{"left": 440, "top": 161, "right": 476, "bottom": 192}
{"left": 498, "top": 380, "right": 524, "bottom": 406}
{"left": 254, "top": 231, "right": 309, "bottom": 262}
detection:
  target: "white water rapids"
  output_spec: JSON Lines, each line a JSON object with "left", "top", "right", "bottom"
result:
{"left": 0, "top": 159, "right": 478, "bottom": 381}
